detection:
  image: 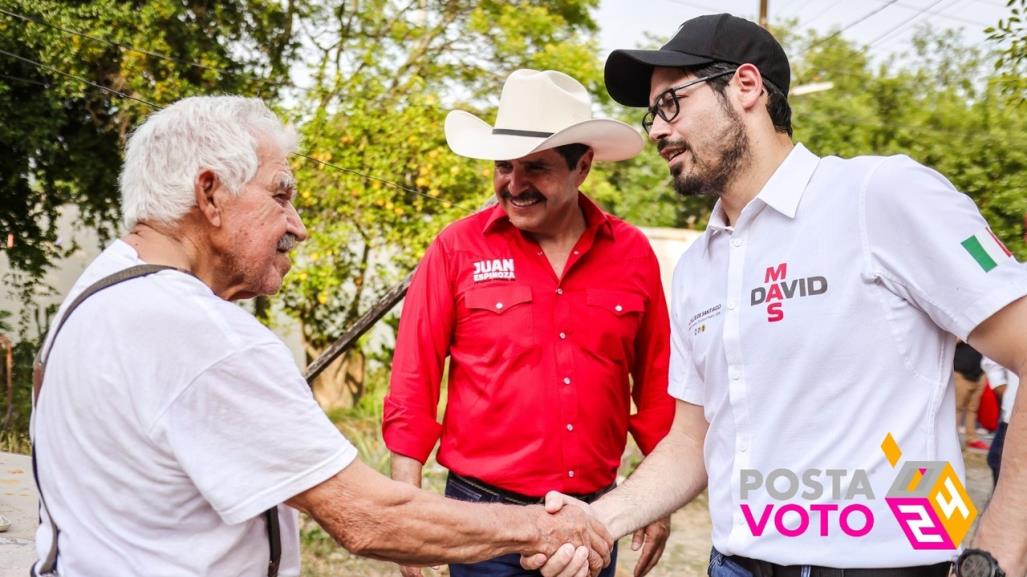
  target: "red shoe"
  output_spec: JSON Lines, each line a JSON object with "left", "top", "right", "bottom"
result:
{"left": 967, "top": 439, "right": 990, "bottom": 450}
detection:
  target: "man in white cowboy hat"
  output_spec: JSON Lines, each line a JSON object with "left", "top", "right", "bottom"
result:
{"left": 383, "top": 69, "right": 676, "bottom": 577}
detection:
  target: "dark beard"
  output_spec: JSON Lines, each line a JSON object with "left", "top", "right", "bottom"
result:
{"left": 670, "top": 104, "right": 749, "bottom": 198}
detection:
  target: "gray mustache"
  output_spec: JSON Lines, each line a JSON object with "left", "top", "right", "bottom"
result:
{"left": 277, "top": 234, "right": 299, "bottom": 252}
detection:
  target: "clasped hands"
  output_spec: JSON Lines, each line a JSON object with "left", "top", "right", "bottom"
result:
{"left": 521, "top": 492, "right": 670, "bottom": 577}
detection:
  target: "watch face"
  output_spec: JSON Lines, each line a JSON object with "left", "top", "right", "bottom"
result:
{"left": 960, "top": 553, "right": 993, "bottom": 577}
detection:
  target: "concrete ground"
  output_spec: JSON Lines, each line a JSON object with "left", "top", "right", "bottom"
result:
{"left": 0, "top": 451, "right": 36, "bottom": 577}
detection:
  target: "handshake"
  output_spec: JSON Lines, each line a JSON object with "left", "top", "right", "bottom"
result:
{"left": 397, "top": 491, "right": 670, "bottom": 577}
{"left": 519, "top": 493, "right": 616, "bottom": 577}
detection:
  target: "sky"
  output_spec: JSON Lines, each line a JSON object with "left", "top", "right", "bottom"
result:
{"left": 595, "top": 0, "right": 1010, "bottom": 62}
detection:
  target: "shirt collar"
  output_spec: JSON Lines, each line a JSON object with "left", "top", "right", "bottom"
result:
{"left": 702, "top": 143, "right": 820, "bottom": 254}
{"left": 482, "top": 192, "right": 614, "bottom": 239}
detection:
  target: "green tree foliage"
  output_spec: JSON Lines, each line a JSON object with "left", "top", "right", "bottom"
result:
{"left": 0, "top": 0, "right": 304, "bottom": 431}
{"left": 988, "top": 0, "right": 1027, "bottom": 102}
{"left": 0, "top": 0, "right": 301, "bottom": 310}
{"left": 278, "top": 0, "right": 604, "bottom": 403}
{"left": 790, "top": 25, "right": 1027, "bottom": 259}
{"left": 2, "top": 3, "right": 1025, "bottom": 418}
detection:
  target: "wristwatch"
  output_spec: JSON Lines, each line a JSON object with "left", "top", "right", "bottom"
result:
{"left": 955, "top": 549, "right": 1006, "bottom": 577}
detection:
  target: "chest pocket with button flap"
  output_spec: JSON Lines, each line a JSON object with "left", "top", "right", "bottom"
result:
{"left": 584, "top": 289, "right": 645, "bottom": 361}
{"left": 459, "top": 285, "right": 535, "bottom": 350}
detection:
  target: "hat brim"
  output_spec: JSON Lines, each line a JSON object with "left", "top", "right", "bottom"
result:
{"left": 445, "top": 110, "right": 644, "bottom": 162}
{"left": 605, "top": 49, "right": 715, "bottom": 107}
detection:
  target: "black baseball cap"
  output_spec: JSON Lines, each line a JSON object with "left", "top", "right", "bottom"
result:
{"left": 605, "top": 13, "right": 791, "bottom": 107}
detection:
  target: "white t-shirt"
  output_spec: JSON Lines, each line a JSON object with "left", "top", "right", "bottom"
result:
{"left": 31, "top": 240, "right": 357, "bottom": 576}
{"left": 982, "top": 356, "right": 1020, "bottom": 424}
{"left": 668, "top": 144, "right": 1027, "bottom": 566}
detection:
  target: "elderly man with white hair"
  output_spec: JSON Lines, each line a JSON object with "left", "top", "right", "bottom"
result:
{"left": 29, "top": 96, "right": 613, "bottom": 577}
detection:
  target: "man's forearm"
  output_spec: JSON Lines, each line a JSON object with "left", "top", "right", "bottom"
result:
{"left": 593, "top": 401, "right": 708, "bottom": 540}
{"left": 967, "top": 296, "right": 1027, "bottom": 575}
{"left": 391, "top": 452, "right": 424, "bottom": 488}
{"left": 974, "top": 370, "right": 1027, "bottom": 575}
{"left": 289, "top": 459, "right": 610, "bottom": 566}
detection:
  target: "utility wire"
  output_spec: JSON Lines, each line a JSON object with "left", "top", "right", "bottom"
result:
{"left": 0, "top": 48, "right": 458, "bottom": 209}
{"left": 661, "top": 0, "right": 725, "bottom": 15}
{"left": 801, "top": 0, "right": 899, "bottom": 54}
{"left": 866, "top": 0, "right": 953, "bottom": 46}
{"left": 292, "top": 152, "right": 457, "bottom": 206}
{"left": 0, "top": 73, "right": 50, "bottom": 87}
{"left": 883, "top": 0, "right": 987, "bottom": 27}
{"left": 0, "top": 7, "right": 270, "bottom": 86}
{"left": 0, "top": 48, "right": 162, "bottom": 109}
{"left": 803, "top": 0, "right": 847, "bottom": 27}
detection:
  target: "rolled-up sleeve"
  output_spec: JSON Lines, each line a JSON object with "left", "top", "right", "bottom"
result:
{"left": 382, "top": 237, "right": 456, "bottom": 463}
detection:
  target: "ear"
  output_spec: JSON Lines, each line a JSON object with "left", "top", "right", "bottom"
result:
{"left": 733, "top": 63, "right": 765, "bottom": 112}
{"left": 573, "top": 147, "right": 595, "bottom": 187}
{"left": 194, "top": 169, "right": 223, "bottom": 227}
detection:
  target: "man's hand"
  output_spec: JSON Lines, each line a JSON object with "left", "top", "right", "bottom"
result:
{"left": 521, "top": 492, "right": 612, "bottom": 577}
{"left": 398, "top": 566, "right": 424, "bottom": 577}
{"left": 398, "top": 565, "right": 442, "bottom": 577}
{"left": 630, "top": 515, "right": 670, "bottom": 577}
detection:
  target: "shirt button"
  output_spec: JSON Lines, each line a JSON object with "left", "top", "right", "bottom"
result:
{"left": 559, "top": 332, "right": 567, "bottom": 340}
{"left": 556, "top": 288, "right": 564, "bottom": 295}
{"left": 729, "top": 368, "right": 741, "bottom": 381}
{"left": 568, "top": 470, "right": 575, "bottom": 478}
{"left": 614, "top": 305, "right": 623, "bottom": 312}
{"left": 732, "top": 238, "right": 743, "bottom": 247}
{"left": 727, "top": 302, "right": 736, "bottom": 310}
{"left": 566, "top": 424, "right": 574, "bottom": 431}
{"left": 563, "top": 377, "right": 571, "bottom": 385}
{"left": 573, "top": 250, "right": 580, "bottom": 255}
{"left": 537, "top": 250, "right": 543, "bottom": 256}
{"left": 495, "top": 302, "right": 504, "bottom": 310}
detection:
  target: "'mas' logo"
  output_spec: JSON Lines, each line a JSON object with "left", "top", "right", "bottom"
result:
{"left": 881, "top": 433, "right": 976, "bottom": 549}
{"left": 473, "top": 258, "right": 515, "bottom": 282}
{"left": 749, "top": 262, "right": 828, "bottom": 323}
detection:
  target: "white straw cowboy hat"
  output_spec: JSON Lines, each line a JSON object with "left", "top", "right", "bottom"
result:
{"left": 445, "top": 69, "right": 644, "bottom": 162}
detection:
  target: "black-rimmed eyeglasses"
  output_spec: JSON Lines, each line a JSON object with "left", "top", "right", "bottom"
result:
{"left": 642, "top": 69, "right": 738, "bottom": 133}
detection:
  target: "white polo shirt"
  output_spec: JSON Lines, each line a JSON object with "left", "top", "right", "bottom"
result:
{"left": 982, "top": 355, "right": 1020, "bottom": 424}
{"left": 668, "top": 144, "right": 1027, "bottom": 567}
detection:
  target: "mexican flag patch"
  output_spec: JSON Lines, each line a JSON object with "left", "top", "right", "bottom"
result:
{"left": 961, "top": 228, "right": 1013, "bottom": 272}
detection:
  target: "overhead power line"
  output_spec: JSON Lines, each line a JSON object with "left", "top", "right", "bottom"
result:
{"left": 0, "top": 73, "right": 50, "bottom": 87}
{"left": 803, "top": 0, "right": 847, "bottom": 27}
{"left": 866, "top": 0, "right": 954, "bottom": 46}
{"left": 0, "top": 7, "right": 269, "bottom": 86}
{"left": 0, "top": 49, "right": 456, "bottom": 209}
{"left": 0, "top": 48, "right": 162, "bottom": 109}
{"left": 882, "top": 0, "right": 987, "bottom": 27}
{"left": 801, "top": 0, "right": 898, "bottom": 54}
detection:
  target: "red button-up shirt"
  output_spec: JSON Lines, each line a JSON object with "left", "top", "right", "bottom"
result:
{"left": 383, "top": 194, "right": 673, "bottom": 496}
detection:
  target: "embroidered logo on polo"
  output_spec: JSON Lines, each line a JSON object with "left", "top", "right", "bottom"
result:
{"left": 749, "top": 262, "right": 828, "bottom": 322}
{"left": 688, "top": 304, "right": 722, "bottom": 336}
{"left": 472, "top": 258, "right": 516, "bottom": 282}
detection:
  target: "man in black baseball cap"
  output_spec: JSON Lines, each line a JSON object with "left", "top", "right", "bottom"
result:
{"left": 604, "top": 13, "right": 790, "bottom": 107}
{"left": 523, "top": 12, "right": 1027, "bottom": 577}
